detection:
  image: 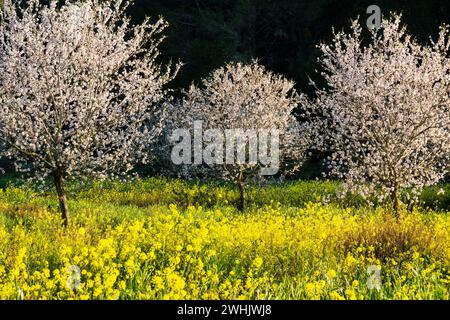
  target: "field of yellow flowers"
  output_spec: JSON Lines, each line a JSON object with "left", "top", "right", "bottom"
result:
{"left": 0, "top": 178, "right": 448, "bottom": 300}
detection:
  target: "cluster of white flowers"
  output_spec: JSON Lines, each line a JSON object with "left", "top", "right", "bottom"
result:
{"left": 0, "top": 0, "right": 179, "bottom": 182}
{"left": 167, "top": 61, "right": 310, "bottom": 185}
{"left": 301, "top": 14, "right": 450, "bottom": 208}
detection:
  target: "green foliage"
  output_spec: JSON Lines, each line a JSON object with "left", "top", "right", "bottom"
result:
{"left": 59, "top": 178, "right": 448, "bottom": 211}
{"left": 3, "top": 177, "right": 447, "bottom": 212}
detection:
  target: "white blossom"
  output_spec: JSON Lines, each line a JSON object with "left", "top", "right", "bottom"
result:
{"left": 0, "top": 0, "right": 180, "bottom": 224}
{"left": 301, "top": 14, "right": 450, "bottom": 211}
{"left": 167, "top": 61, "right": 310, "bottom": 209}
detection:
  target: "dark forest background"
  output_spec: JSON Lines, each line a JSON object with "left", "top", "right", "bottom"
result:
{"left": 127, "top": 0, "right": 450, "bottom": 94}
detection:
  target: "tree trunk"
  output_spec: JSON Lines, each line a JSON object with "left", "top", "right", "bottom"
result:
{"left": 238, "top": 181, "right": 245, "bottom": 211}
{"left": 391, "top": 184, "right": 399, "bottom": 218}
{"left": 53, "top": 172, "right": 70, "bottom": 227}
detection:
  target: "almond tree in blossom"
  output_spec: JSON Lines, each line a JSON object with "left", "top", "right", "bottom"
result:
{"left": 302, "top": 14, "right": 450, "bottom": 215}
{"left": 168, "top": 61, "right": 310, "bottom": 210}
{"left": 0, "top": 0, "right": 180, "bottom": 226}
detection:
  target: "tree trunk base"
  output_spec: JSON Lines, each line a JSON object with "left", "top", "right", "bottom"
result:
{"left": 238, "top": 182, "right": 245, "bottom": 211}
{"left": 54, "top": 173, "right": 70, "bottom": 227}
